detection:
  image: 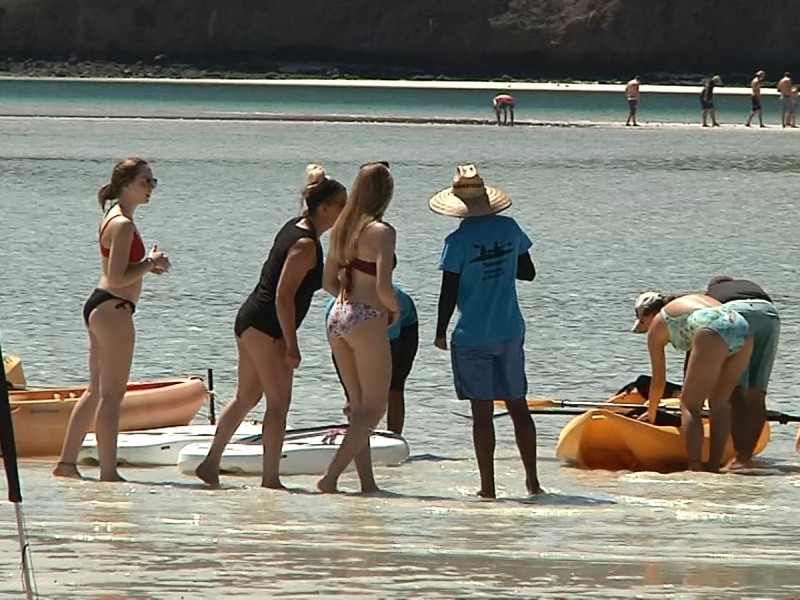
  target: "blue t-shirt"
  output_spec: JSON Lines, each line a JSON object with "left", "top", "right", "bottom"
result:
{"left": 325, "top": 284, "right": 417, "bottom": 341}
{"left": 439, "top": 214, "right": 532, "bottom": 347}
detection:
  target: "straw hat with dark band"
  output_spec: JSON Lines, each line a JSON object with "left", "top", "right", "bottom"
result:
{"left": 429, "top": 164, "right": 511, "bottom": 218}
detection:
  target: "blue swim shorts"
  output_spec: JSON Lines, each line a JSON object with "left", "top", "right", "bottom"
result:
{"left": 451, "top": 339, "right": 527, "bottom": 401}
{"left": 725, "top": 299, "right": 780, "bottom": 391}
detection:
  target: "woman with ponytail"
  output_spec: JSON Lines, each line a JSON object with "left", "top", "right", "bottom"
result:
{"left": 195, "top": 164, "right": 346, "bottom": 489}
{"left": 630, "top": 291, "right": 753, "bottom": 472}
{"left": 53, "top": 157, "right": 170, "bottom": 482}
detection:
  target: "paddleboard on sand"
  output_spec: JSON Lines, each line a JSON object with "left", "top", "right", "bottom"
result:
{"left": 177, "top": 428, "right": 410, "bottom": 476}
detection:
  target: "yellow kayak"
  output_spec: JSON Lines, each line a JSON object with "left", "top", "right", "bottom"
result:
{"left": 555, "top": 390, "right": 770, "bottom": 473}
{"left": 3, "top": 354, "right": 26, "bottom": 389}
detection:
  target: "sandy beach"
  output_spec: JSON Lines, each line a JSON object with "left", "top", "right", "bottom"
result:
{"left": 0, "top": 75, "right": 778, "bottom": 96}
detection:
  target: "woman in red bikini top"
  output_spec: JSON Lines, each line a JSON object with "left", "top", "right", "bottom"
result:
{"left": 318, "top": 161, "right": 400, "bottom": 495}
{"left": 53, "top": 157, "right": 171, "bottom": 483}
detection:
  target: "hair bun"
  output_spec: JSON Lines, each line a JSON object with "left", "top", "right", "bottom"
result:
{"left": 306, "top": 164, "right": 327, "bottom": 186}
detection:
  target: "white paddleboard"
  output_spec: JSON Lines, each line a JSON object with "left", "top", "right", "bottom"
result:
{"left": 177, "top": 429, "right": 410, "bottom": 476}
{"left": 78, "top": 423, "right": 263, "bottom": 467}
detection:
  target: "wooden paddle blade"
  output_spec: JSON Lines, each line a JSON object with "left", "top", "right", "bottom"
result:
{"left": 492, "top": 398, "right": 558, "bottom": 411}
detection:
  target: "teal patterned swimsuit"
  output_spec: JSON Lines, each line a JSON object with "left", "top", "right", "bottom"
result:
{"left": 661, "top": 306, "right": 750, "bottom": 355}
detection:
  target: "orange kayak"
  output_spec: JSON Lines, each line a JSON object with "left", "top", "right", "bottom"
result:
{"left": 555, "top": 390, "right": 770, "bottom": 473}
{"left": 10, "top": 377, "right": 207, "bottom": 457}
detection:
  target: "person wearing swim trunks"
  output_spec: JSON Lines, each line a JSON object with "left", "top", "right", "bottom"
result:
{"left": 704, "top": 276, "right": 780, "bottom": 469}
{"left": 625, "top": 75, "right": 641, "bottom": 127}
{"left": 54, "top": 157, "right": 171, "bottom": 482}
{"left": 318, "top": 162, "right": 399, "bottom": 494}
{"left": 632, "top": 291, "right": 753, "bottom": 472}
{"left": 777, "top": 72, "right": 793, "bottom": 127}
{"left": 745, "top": 70, "right": 766, "bottom": 128}
{"left": 326, "top": 283, "right": 418, "bottom": 434}
{"left": 195, "top": 165, "right": 346, "bottom": 489}
{"left": 700, "top": 75, "right": 721, "bottom": 127}
{"left": 791, "top": 87, "right": 799, "bottom": 128}
{"left": 431, "top": 164, "right": 540, "bottom": 498}
{"left": 493, "top": 94, "right": 515, "bottom": 126}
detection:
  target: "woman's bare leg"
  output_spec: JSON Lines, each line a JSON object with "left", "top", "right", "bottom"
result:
{"left": 708, "top": 337, "right": 752, "bottom": 472}
{"left": 319, "top": 317, "right": 390, "bottom": 493}
{"left": 681, "top": 330, "right": 728, "bottom": 471}
{"left": 240, "top": 329, "right": 293, "bottom": 490}
{"left": 92, "top": 304, "right": 136, "bottom": 482}
{"left": 53, "top": 330, "right": 101, "bottom": 478}
{"left": 196, "top": 336, "right": 263, "bottom": 487}
{"left": 328, "top": 336, "right": 376, "bottom": 490}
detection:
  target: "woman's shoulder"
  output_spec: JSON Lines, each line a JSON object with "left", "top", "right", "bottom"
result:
{"left": 365, "top": 220, "right": 396, "bottom": 240}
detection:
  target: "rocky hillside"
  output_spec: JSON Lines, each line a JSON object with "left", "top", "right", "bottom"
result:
{"left": 0, "top": 0, "right": 798, "bottom": 79}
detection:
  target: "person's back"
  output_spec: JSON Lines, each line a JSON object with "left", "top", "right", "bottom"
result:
{"left": 341, "top": 221, "right": 396, "bottom": 314}
{"left": 444, "top": 214, "right": 528, "bottom": 346}
{"left": 778, "top": 74, "right": 792, "bottom": 96}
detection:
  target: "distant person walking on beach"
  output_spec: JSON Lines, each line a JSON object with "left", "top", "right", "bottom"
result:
{"left": 700, "top": 75, "right": 721, "bottom": 127}
{"left": 195, "top": 165, "right": 346, "bottom": 489}
{"left": 745, "top": 70, "right": 766, "bottom": 128}
{"left": 430, "top": 164, "right": 540, "bottom": 498}
{"left": 625, "top": 75, "right": 641, "bottom": 126}
{"left": 493, "top": 94, "right": 515, "bottom": 126}
{"left": 54, "top": 157, "right": 171, "bottom": 482}
{"left": 777, "top": 72, "right": 793, "bottom": 127}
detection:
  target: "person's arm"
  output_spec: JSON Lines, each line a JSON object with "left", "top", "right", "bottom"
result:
{"left": 275, "top": 238, "right": 318, "bottom": 356}
{"left": 375, "top": 224, "right": 400, "bottom": 314}
{"left": 645, "top": 316, "right": 669, "bottom": 423}
{"left": 106, "top": 220, "right": 158, "bottom": 287}
{"left": 516, "top": 251, "right": 536, "bottom": 281}
{"left": 435, "top": 271, "right": 459, "bottom": 347}
{"left": 322, "top": 247, "right": 340, "bottom": 297}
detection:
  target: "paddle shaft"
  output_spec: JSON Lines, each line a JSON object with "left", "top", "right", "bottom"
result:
{"left": 207, "top": 368, "right": 216, "bottom": 425}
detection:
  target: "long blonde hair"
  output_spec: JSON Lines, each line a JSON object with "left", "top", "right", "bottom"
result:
{"left": 330, "top": 163, "right": 393, "bottom": 264}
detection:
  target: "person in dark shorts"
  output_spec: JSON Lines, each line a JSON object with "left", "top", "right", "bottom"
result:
{"left": 746, "top": 70, "right": 766, "bottom": 128}
{"left": 701, "top": 276, "right": 780, "bottom": 469}
{"left": 700, "top": 75, "right": 722, "bottom": 127}
{"left": 326, "top": 283, "right": 418, "bottom": 434}
{"left": 493, "top": 94, "right": 516, "bottom": 126}
{"left": 431, "top": 164, "right": 540, "bottom": 498}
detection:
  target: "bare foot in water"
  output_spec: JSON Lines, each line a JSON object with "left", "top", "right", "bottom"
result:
{"left": 527, "top": 480, "right": 544, "bottom": 496}
{"left": 53, "top": 462, "right": 82, "bottom": 479}
{"left": 261, "top": 479, "right": 288, "bottom": 491}
{"left": 317, "top": 477, "right": 339, "bottom": 494}
{"left": 195, "top": 461, "right": 221, "bottom": 488}
{"left": 724, "top": 457, "right": 755, "bottom": 471}
{"left": 99, "top": 472, "right": 127, "bottom": 483}
{"left": 477, "top": 489, "right": 496, "bottom": 499}
{"left": 360, "top": 483, "right": 380, "bottom": 495}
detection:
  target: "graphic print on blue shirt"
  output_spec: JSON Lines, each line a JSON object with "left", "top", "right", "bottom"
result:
{"left": 325, "top": 284, "right": 417, "bottom": 341}
{"left": 439, "top": 214, "right": 532, "bottom": 347}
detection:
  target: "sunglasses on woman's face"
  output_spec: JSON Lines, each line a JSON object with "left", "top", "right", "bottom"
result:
{"left": 360, "top": 161, "right": 390, "bottom": 169}
{"left": 138, "top": 177, "right": 158, "bottom": 189}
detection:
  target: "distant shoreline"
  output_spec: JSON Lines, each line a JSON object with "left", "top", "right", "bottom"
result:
{"left": 0, "top": 74, "right": 777, "bottom": 97}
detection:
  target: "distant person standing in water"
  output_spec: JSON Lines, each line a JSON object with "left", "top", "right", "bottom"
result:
{"left": 790, "top": 86, "right": 798, "bottom": 127}
{"left": 700, "top": 75, "right": 721, "bottom": 127}
{"left": 431, "top": 164, "right": 540, "bottom": 499}
{"left": 493, "top": 94, "right": 515, "bottom": 126}
{"left": 745, "top": 70, "right": 766, "bottom": 128}
{"left": 625, "top": 75, "right": 641, "bottom": 126}
{"left": 777, "top": 72, "right": 793, "bottom": 127}
{"left": 54, "top": 157, "right": 171, "bottom": 482}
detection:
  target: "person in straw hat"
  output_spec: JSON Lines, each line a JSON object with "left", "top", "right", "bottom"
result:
{"left": 630, "top": 290, "right": 752, "bottom": 472}
{"left": 431, "top": 164, "right": 540, "bottom": 498}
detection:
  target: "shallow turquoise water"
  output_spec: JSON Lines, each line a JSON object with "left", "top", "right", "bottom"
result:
{"left": 0, "top": 83, "right": 799, "bottom": 598}
{"left": 0, "top": 78, "right": 790, "bottom": 125}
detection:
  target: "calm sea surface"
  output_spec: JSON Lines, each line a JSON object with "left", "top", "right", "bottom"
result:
{"left": 1, "top": 80, "right": 799, "bottom": 599}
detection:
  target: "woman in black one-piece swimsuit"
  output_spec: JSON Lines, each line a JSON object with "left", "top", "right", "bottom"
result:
{"left": 196, "top": 164, "right": 346, "bottom": 489}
